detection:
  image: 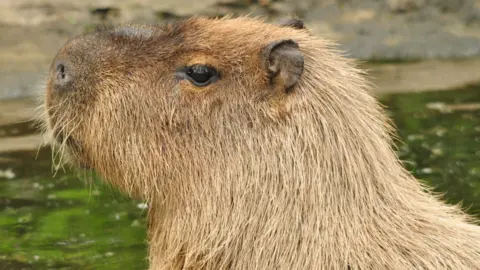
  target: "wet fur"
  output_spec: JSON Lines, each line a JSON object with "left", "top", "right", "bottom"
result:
{"left": 41, "top": 17, "right": 480, "bottom": 269}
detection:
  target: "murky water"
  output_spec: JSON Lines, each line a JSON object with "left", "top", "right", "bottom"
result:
{"left": 1, "top": 86, "right": 479, "bottom": 269}
{"left": 384, "top": 85, "right": 480, "bottom": 216}
{"left": 0, "top": 148, "right": 149, "bottom": 269}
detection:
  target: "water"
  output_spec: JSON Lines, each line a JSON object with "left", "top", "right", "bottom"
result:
{"left": 384, "top": 85, "right": 480, "bottom": 216}
{"left": 0, "top": 148, "right": 149, "bottom": 269}
{"left": 0, "top": 86, "right": 479, "bottom": 269}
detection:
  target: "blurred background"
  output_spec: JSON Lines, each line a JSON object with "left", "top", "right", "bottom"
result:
{"left": 0, "top": 0, "right": 479, "bottom": 269}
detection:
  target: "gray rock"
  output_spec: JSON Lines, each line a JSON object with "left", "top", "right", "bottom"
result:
{"left": 302, "top": 0, "right": 480, "bottom": 60}
{"left": 2, "top": 0, "right": 480, "bottom": 100}
{"left": 386, "top": 0, "right": 426, "bottom": 13}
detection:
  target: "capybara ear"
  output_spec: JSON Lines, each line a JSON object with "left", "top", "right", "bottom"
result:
{"left": 262, "top": 39, "right": 304, "bottom": 93}
{"left": 277, "top": 18, "right": 305, "bottom": 30}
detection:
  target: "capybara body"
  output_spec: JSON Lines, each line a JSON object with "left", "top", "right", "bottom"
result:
{"left": 42, "top": 17, "right": 480, "bottom": 269}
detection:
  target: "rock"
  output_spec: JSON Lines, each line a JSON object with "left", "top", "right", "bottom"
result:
{"left": 2, "top": 0, "right": 480, "bottom": 100}
{"left": 386, "top": 0, "right": 426, "bottom": 13}
{"left": 429, "top": 0, "right": 469, "bottom": 13}
{"left": 303, "top": 0, "right": 480, "bottom": 60}
{"left": 363, "top": 59, "right": 480, "bottom": 94}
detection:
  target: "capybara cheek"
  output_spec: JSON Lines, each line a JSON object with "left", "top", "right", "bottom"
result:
{"left": 177, "top": 80, "right": 216, "bottom": 95}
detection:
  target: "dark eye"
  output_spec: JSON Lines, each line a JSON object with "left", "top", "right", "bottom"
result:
{"left": 181, "top": 64, "right": 219, "bottom": 86}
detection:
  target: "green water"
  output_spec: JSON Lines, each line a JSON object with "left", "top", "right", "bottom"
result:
{"left": 0, "top": 149, "right": 148, "bottom": 269}
{"left": 0, "top": 86, "right": 479, "bottom": 269}
{"left": 384, "top": 85, "right": 480, "bottom": 216}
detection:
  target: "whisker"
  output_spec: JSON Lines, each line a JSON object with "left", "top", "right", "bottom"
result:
{"left": 58, "top": 119, "right": 81, "bottom": 171}
{"left": 84, "top": 168, "right": 97, "bottom": 203}
{"left": 50, "top": 113, "right": 71, "bottom": 170}
{"left": 51, "top": 113, "right": 77, "bottom": 174}
{"left": 53, "top": 117, "right": 80, "bottom": 176}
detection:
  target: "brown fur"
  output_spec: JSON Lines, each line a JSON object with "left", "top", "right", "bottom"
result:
{"left": 40, "top": 17, "right": 480, "bottom": 269}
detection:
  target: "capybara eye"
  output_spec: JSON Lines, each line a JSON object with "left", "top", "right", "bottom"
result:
{"left": 185, "top": 64, "right": 219, "bottom": 86}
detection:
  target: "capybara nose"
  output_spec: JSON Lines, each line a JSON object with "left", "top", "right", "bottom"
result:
{"left": 52, "top": 60, "right": 73, "bottom": 92}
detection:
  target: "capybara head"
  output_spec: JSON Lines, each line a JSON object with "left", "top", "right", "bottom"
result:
{"left": 43, "top": 16, "right": 377, "bottom": 202}
{"left": 43, "top": 17, "right": 317, "bottom": 196}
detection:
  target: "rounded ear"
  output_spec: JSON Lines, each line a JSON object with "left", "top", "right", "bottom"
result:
{"left": 277, "top": 18, "right": 305, "bottom": 30}
{"left": 262, "top": 39, "right": 304, "bottom": 93}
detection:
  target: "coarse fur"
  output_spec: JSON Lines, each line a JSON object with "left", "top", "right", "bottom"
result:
{"left": 40, "top": 16, "right": 480, "bottom": 269}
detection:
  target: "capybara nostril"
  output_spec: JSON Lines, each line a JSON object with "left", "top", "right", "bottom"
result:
{"left": 53, "top": 62, "right": 72, "bottom": 88}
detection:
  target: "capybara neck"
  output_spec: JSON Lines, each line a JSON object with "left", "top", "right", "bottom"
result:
{"left": 42, "top": 17, "right": 480, "bottom": 269}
